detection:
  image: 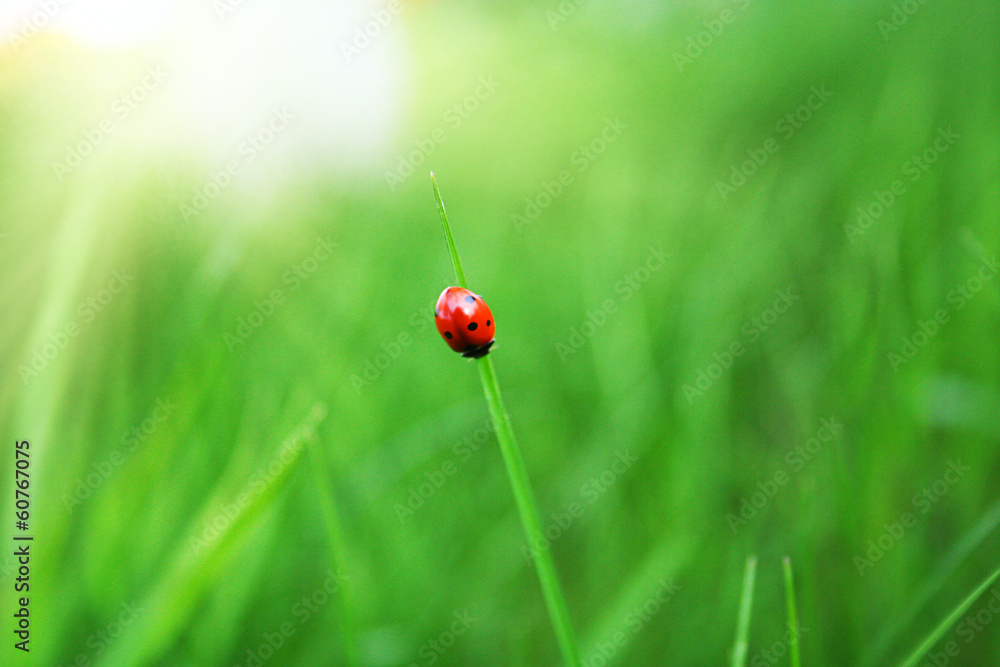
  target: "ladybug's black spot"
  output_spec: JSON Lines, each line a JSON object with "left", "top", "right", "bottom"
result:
{"left": 465, "top": 295, "right": 476, "bottom": 303}
{"left": 468, "top": 322, "right": 478, "bottom": 331}
{"left": 434, "top": 308, "right": 439, "bottom": 317}
{"left": 486, "top": 320, "right": 491, "bottom": 326}
{"left": 444, "top": 331, "right": 453, "bottom": 339}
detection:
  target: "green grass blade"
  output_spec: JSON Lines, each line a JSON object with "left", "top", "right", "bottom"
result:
{"left": 98, "top": 404, "right": 327, "bottom": 666}
{"left": 899, "top": 564, "right": 1000, "bottom": 667}
{"left": 579, "top": 535, "right": 695, "bottom": 667}
{"left": 308, "top": 438, "right": 360, "bottom": 667}
{"left": 783, "top": 557, "right": 802, "bottom": 667}
{"left": 731, "top": 555, "right": 758, "bottom": 667}
{"left": 431, "top": 172, "right": 469, "bottom": 289}
{"left": 433, "top": 173, "right": 581, "bottom": 667}
{"left": 479, "top": 355, "right": 581, "bottom": 667}
{"left": 863, "top": 496, "right": 1000, "bottom": 666}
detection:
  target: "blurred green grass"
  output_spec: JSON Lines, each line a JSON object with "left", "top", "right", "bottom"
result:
{"left": 1, "top": 0, "right": 999, "bottom": 665}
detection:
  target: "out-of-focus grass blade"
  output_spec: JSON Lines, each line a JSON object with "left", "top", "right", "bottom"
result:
{"left": 579, "top": 535, "right": 696, "bottom": 666}
{"left": 898, "top": 565, "right": 1000, "bottom": 667}
{"left": 863, "top": 496, "right": 1000, "bottom": 666}
{"left": 731, "top": 555, "right": 757, "bottom": 667}
{"left": 783, "top": 557, "right": 801, "bottom": 667}
{"left": 99, "top": 403, "right": 327, "bottom": 666}
{"left": 308, "top": 437, "right": 359, "bottom": 667}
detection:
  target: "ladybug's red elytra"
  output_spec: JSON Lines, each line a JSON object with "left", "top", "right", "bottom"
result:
{"left": 434, "top": 286, "right": 495, "bottom": 358}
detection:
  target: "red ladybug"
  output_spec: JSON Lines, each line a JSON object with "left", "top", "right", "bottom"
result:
{"left": 435, "top": 286, "right": 495, "bottom": 358}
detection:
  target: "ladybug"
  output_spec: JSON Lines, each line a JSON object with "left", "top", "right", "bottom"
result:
{"left": 435, "top": 286, "right": 495, "bottom": 358}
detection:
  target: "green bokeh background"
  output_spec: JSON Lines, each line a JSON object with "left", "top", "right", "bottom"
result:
{"left": 1, "top": 0, "right": 999, "bottom": 665}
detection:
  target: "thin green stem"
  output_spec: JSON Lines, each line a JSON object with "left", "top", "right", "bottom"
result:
{"left": 431, "top": 173, "right": 581, "bottom": 667}
{"left": 782, "top": 557, "right": 801, "bottom": 667}
{"left": 478, "top": 355, "right": 581, "bottom": 667}
{"left": 731, "top": 555, "right": 758, "bottom": 667}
